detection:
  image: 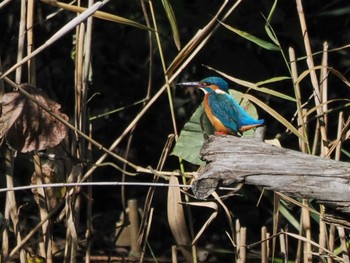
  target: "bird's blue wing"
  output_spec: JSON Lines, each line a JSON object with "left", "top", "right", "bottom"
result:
{"left": 208, "top": 93, "right": 264, "bottom": 132}
{"left": 224, "top": 94, "right": 264, "bottom": 127}
{"left": 208, "top": 94, "right": 240, "bottom": 132}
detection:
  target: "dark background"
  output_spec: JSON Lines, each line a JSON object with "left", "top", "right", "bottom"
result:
{"left": 1, "top": 0, "right": 350, "bottom": 261}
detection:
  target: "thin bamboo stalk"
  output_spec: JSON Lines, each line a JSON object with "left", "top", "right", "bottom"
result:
{"left": 289, "top": 47, "right": 309, "bottom": 153}
{"left": 85, "top": 123, "right": 93, "bottom": 263}
{"left": 240, "top": 227, "right": 247, "bottom": 263}
{"left": 26, "top": 0, "right": 35, "bottom": 85}
{"left": 302, "top": 199, "right": 312, "bottom": 263}
{"left": 320, "top": 42, "right": 329, "bottom": 138}
{"left": 261, "top": 226, "right": 269, "bottom": 263}
{"left": 318, "top": 205, "right": 328, "bottom": 257}
{"left": 279, "top": 230, "right": 287, "bottom": 263}
{"left": 335, "top": 112, "right": 344, "bottom": 161}
{"left": 83, "top": 2, "right": 95, "bottom": 262}
{"left": 337, "top": 227, "right": 349, "bottom": 263}
{"left": 128, "top": 199, "right": 141, "bottom": 256}
{"left": 295, "top": 0, "right": 328, "bottom": 154}
{"left": 3, "top": 148, "right": 26, "bottom": 262}
{"left": 328, "top": 226, "right": 335, "bottom": 263}
{"left": 236, "top": 220, "right": 241, "bottom": 263}
{"left": 33, "top": 155, "right": 50, "bottom": 260}
{"left": 15, "top": 0, "right": 26, "bottom": 84}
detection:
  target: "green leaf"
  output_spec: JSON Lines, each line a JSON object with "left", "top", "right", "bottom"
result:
{"left": 172, "top": 105, "right": 213, "bottom": 165}
{"left": 172, "top": 91, "right": 261, "bottom": 165}
{"left": 264, "top": 0, "right": 280, "bottom": 46}
{"left": 255, "top": 76, "right": 291, "bottom": 86}
{"left": 219, "top": 21, "right": 279, "bottom": 51}
{"left": 162, "top": 0, "right": 181, "bottom": 50}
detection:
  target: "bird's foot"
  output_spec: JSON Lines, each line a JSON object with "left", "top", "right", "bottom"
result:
{"left": 214, "top": 131, "right": 227, "bottom": 135}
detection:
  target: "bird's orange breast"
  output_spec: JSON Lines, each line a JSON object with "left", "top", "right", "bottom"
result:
{"left": 203, "top": 94, "right": 228, "bottom": 134}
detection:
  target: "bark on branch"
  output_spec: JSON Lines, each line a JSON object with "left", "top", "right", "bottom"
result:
{"left": 193, "top": 135, "right": 350, "bottom": 216}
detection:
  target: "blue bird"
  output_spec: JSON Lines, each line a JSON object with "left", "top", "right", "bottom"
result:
{"left": 178, "top": 77, "right": 264, "bottom": 135}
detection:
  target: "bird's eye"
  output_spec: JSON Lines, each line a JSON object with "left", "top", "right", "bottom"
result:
{"left": 202, "top": 82, "right": 210, "bottom": 86}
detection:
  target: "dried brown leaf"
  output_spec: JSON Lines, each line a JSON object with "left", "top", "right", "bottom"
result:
{"left": 167, "top": 176, "right": 192, "bottom": 262}
{"left": 1, "top": 84, "right": 69, "bottom": 152}
{"left": 185, "top": 201, "right": 218, "bottom": 245}
{"left": 31, "top": 162, "right": 66, "bottom": 210}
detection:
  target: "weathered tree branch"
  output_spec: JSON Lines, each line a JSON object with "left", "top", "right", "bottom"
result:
{"left": 193, "top": 135, "right": 350, "bottom": 216}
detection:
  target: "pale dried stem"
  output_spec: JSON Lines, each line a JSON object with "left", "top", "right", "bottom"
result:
{"left": 279, "top": 230, "right": 287, "bottom": 263}
{"left": 0, "top": 0, "right": 13, "bottom": 9}
{"left": 318, "top": 205, "right": 327, "bottom": 256}
{"left": 5, "top": 149, "right": 27, "bottom": 262}
{"left": 328, "top": 226, "right": 335, "bottom": 263}
{"left": 33, "top": 155, "right": 51, "bottom": 261}
{"left": 128, "top": 199, "right": 141, "bottom": 256}
{"left": 139, "top": 207, "right": 154, "bottom": 263}
{"left": 320, "top": 42, "right": 329, "bottom": 135}
{"left": 289, "top": 47, "right": 309, "bottom": 152}
{"left": 311, "top": 120, "right": 320, "bottom": 155}
{"left": 302, "top": 199, "right": 312, "bottom": 263}
{"left": 240, "top": 227, "right": 247, "bottom": 263}
{"left": 337, "top": 227, "right": 350, "bottom": 263}
{"left": 27, "top": 0, "right": 53, "bottom": 259}
{"left": 335, "top": 112, "right": 344, "bottom": 161}
{"left": 84, "top": 2, "right": 95, "bottom": 262}
{"left": 295, "top": 0, "right": 328, "bottom": 154}
{"left": 16, "top": 0, "right": 26, "bottom": 84}
{"left": 334, "top": 113, "right": 348, "bottom": 263}
{"left": 261, "top": 226, "right": 268, "bottom": 263}
{"left": 236, "top": 220, "right": 241, "bottom": 263}
{"left": 27, "top": 0, "right": 35, "bottom": 85}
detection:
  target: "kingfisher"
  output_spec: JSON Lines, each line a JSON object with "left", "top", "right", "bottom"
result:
{"left": 178, "top": 76, "right": 264, "bottom": 135}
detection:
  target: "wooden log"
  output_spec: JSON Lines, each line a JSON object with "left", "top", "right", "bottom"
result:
{"left": 192, "top": 135, "right": 350, "bottom": 216}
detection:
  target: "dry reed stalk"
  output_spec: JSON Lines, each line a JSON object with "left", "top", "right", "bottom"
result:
{"left": 171, "top": 245, "right": 178, "bottom": 263}
{"left": 83, "top": 2, "right": 95, "bottom": 262}
{"left": 334, "top": 112, "right": 348, "bottom": 263}
{"left": 33, "top": 155, "right": 52, "bottom": 261}
{"left": 15, "top": 0, "right": 26, "bottom": 84}
{"left": 128, "top": 199, "right": 141, "bottom": 256}
{"left": 295, "top": 0, "right": 328, "bottom": 154}
{"left": 85, "top": 124, "right": 93, "bottom": 263}
{"left": 240, "top": 227, "right": 247, "bottom": 263}
{"left": 27, "top": 0, "right": 35, "bottom": 84}
{"left": 139, "top": 134, "right": 176, "bottom": 259}
{"left": 320, "top": 42, "right": 329, "bottom": 137}
{"left": 302, "top": 199, "right": 312, "bottom": 263}
{"left": 261, "top": 227, "right": 268, "bottom": 263}
{"left": 2, "top": 149, "right": 19, "bottom": 261}
{"left": 279, "top": 230, "right": 287, "bottom": 263}
{"left": 289, "top": 47, "right": 309, "bottom": 153}
{"left": 337, "top": 227, "right": 349, "bottom": 263}
{"left": 236, "top": 220, "right": 241, "bottom": 263}
{"left": 335, "top": 112, "right": 344, "bottom": 161}
{"left": 4, "top": 1, "right": 29, "bottom": 262}
{"left": 27, "top": 0, "right": 54, "bottom": 260}
{"left": 328, "top": 225, "right": 335, "bottom": 263}
{"left": 318, "top": 204, "right": 328, "bottom": 257}
{"left": 139, "top": 207, "right": 154, "bottom": 263}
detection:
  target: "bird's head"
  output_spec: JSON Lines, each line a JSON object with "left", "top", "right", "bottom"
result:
{"left": 176, "top": 76, "right": 229, "bottom": 94}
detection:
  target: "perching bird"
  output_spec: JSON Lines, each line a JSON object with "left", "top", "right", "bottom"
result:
{"left": 178, "top": 76, "right": 264, "bottom": 135}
